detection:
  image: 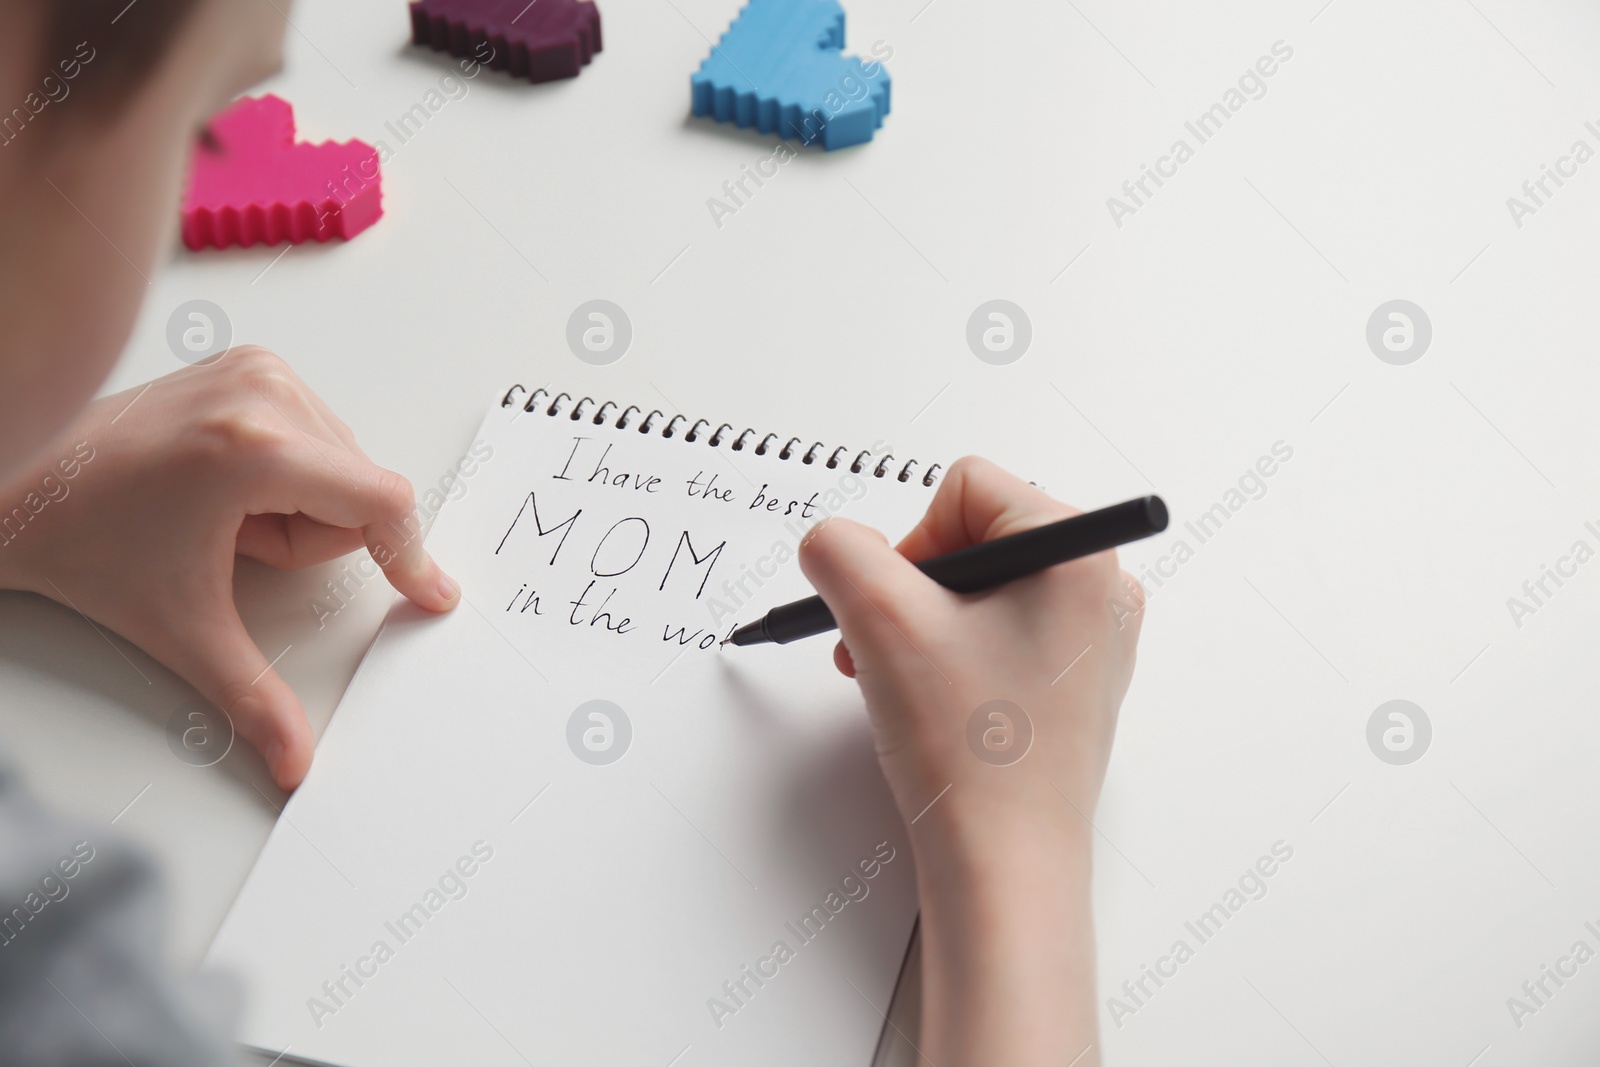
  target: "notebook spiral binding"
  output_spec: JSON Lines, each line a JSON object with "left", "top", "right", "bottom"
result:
{"left": 502, "top": 385, "right": 943, "bottom": 487}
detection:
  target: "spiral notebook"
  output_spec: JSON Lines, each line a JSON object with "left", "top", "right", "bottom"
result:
{"left": 207, "top": 387, "right": 935, "bottom": 1067}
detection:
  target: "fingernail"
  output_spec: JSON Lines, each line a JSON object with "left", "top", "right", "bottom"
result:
{"left": 801, "top": 518, "right": 832, "bottom": 549}
{"left": 265, "top": 740, "right": 284, "bottom": 778}
{"left": 438, "top": 575, "right": 459, "bottom": 602}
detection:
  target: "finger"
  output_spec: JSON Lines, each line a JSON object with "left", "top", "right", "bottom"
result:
{"left": 219, "top": 350, "right": 449, "bottom": 607}
{"left": 797, "top": 518, "right": 949, "bottom": 667}
{"left": 253, "top": 438, "right": 407, "bottom": 529}
{"left": 236, "top": 513, "right": 365, "bottom": 569}
{"left": 1114, "top": 568, "right": 1148, "bottom": 636}
{"left": 154, "top": 608, "right": 315, "bottom": 789}
{"left": 363, "top": 510, "right": 459, "bottom": 613}
{"left": 259, "top": 442, "right": 459, "bottom": 612}
{"left": 895, "top": 456, "right": 1078, "bottom": 564}
{"left": 833, "top": 639, "right": 856, "bottom": 678}
{"left": 296, "top": 385, "right": 369, "bottom": 458}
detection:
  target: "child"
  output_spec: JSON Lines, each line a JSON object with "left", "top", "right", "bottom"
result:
{"left": 0, "top": 2, "right": 1144, "bottom": 1064}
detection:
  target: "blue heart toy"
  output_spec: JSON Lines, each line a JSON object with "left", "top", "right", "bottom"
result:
{"left": 691, "top": 0, "right": 891, "bottom": 150}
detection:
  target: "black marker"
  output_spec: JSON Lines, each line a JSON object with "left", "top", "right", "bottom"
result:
{"left": 723, "top": 495, "right": 1169, "bottom": 648}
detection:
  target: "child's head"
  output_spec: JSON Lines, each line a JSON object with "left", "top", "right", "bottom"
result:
{"left": 0, "top": 0, "right": 288, "bottom": 474}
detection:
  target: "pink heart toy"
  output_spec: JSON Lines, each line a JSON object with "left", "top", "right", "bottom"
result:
{"left": 181, "top": 95, "right": 383, "bottom": 250}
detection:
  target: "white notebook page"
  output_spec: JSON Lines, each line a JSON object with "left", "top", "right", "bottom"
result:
{"left": 206, "top": 388, "right": 932, "bottom": 1067}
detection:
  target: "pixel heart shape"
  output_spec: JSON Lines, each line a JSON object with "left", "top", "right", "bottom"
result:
{"left": 410, "top": 0, "right": 602, "bottom": 83}
{"left": 181, "top": 94, "right": 383, "bottom": 250}
{"left": 691, "top": 0, "right": 890, "bottom": 150}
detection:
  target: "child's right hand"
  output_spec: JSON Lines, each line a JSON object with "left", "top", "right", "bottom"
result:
{"left": 799, "top": 456, "right": 1142, "bottom": 851}
{"left": 799, "top": 456, "right": 1142, "bottom": 1067}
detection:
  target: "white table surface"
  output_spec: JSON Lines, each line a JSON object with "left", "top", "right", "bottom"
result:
{"left": 6, "top": 0, "right": 1600, "bottom": 1063}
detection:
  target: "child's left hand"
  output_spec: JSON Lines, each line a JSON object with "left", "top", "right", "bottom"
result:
{"left": 0, "top": 347, "right": 458, "bottom": 789}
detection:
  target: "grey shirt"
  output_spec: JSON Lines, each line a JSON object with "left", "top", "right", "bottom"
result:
{"left": 0, "top": 761, "right": 235, "bottom": 1065}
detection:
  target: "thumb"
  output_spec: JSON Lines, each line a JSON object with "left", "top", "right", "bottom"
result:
{"left": 158, "top": 609, "right": 314, "bottom": 789}
{"left": 798, "top": 518, "right": 949, "bottom": 670}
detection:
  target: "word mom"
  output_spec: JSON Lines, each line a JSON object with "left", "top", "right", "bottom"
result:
{"left": 495, "top": 492, "right": 727, "bottom": 600}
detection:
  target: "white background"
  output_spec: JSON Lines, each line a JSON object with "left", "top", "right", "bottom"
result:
{"left": 5, "top": 0, "right": 1600, "bottom": 1063}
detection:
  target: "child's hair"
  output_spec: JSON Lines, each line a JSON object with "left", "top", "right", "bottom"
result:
{"left": 34, "top": 0, "right": 205, "bottom": 121}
